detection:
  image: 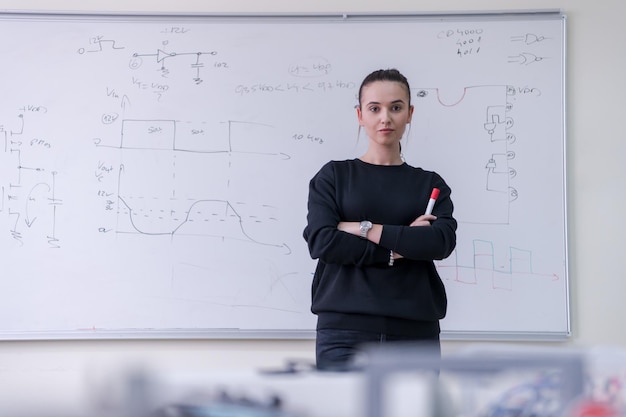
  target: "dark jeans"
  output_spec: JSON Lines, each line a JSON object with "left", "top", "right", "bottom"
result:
{"left": 315, "top": 328, "right": 441, "bottom": 371}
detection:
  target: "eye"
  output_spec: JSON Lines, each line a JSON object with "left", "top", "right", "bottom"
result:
{"left": 368, "top": 105, "right": 379, "bottom": 112}
{"left": 392, "top": 105, "right": 403, "bottom": 112}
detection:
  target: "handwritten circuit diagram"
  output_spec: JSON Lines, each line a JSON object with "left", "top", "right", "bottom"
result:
{"left": 410, "top": 82, "right": 561, "bottom": 292}
{"left": 1, "top": 107, "right": 62, "bottom": 249}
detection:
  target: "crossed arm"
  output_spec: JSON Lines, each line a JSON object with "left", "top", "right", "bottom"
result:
{"left": 337, "top": 214, "right": 437, "bottom": 260}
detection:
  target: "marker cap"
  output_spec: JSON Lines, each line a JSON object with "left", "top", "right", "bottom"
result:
{"left": 430, "top": 188, "right": 440, "bottom": 200}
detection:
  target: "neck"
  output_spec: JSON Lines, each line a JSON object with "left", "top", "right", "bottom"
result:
{"left": 360, "top": 150, "right": 403, "bottom": 166}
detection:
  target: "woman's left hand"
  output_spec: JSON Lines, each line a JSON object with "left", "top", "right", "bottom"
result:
{"left": 409, "top": 214, "right": 436, "bottom": 227}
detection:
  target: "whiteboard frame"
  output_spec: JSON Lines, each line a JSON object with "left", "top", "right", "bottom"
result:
{"left": 0, "top": 9, "right": 569, "bottom": 341}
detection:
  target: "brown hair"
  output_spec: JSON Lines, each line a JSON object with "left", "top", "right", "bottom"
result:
{"left": 357, "top": 68, "right": 411, "bottom": 107}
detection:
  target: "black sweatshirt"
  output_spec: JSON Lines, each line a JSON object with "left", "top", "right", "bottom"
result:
{"left": 303, "top": 159, "right": 457, "bottom": 336}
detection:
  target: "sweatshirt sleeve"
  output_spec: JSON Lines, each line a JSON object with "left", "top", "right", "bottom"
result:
{"left": 303, "top": 162, "right": 389, "bottom": 266}
{"left": 379, "top": 174, "right": 457, "bottom": 261}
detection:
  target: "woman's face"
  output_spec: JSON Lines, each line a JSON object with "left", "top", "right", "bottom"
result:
{"left": 357, "top": 80, "right": 414, "bottom": 147}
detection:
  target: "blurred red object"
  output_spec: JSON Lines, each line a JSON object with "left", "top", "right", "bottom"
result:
{"left": 566, "top": 400, "right": 621, "bottom": 417}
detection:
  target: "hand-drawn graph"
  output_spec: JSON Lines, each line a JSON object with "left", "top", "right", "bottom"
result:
{"left": 100, "top": 119, "right": 286, "bottom": 247}
{"left": 92, "top": 116, "right": 307, "bottom": 326}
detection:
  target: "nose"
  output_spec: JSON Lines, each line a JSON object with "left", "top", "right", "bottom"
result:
{"left": 380, "top": 110, "right": 391, "bottom": 124}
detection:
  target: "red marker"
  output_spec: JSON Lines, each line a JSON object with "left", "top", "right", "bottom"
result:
{"left": 424, "top": 188, "right": 440, "bottom": 215}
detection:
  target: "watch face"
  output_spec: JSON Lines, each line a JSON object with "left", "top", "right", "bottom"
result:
{"left": 360, "top": 221, "right": 372, "bottom": 237}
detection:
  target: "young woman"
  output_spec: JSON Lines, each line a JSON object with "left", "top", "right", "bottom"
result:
{"left": 303, "top": 69, "right": 457, "bottom": 370}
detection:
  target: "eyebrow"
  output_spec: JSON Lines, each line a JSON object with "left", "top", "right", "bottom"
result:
{"left": 365, "top": 99, "right": 407, "bottom": 106}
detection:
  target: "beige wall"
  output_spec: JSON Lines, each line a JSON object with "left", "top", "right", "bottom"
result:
{"left": 0, "top": 0, "right": 625, "bottom": 411}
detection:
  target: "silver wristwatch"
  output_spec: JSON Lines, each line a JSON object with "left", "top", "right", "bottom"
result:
{"left": 359, "top": 220, "right": 373, "bottom": 239}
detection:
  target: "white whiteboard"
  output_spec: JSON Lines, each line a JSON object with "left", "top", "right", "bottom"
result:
{"left": 0, "top": 11, "right": 568, "bottom": 339}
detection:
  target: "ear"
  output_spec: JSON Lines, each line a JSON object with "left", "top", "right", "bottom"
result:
{"left": 407, "top": 105, "right": 415, "bottom": 123}
{"left": 356, "top": 105, "right": 364, "bottom": 125}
